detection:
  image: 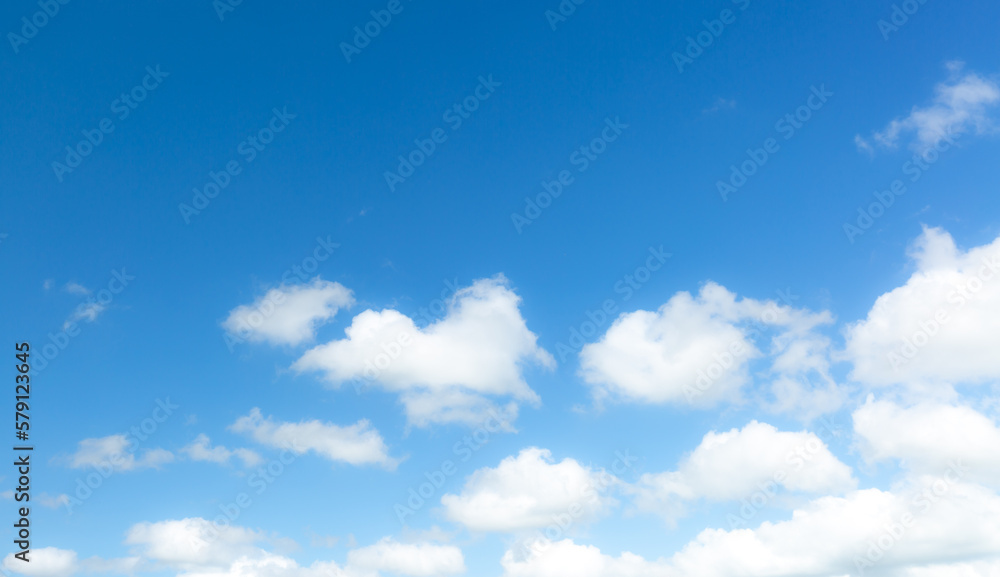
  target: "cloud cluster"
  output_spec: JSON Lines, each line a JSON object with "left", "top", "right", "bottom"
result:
{"left": 293, "top": 275, "right": 554, "bottom": 427}
{"left": 579, "top": 282, "right": 838, "bottom": 414}
{"left": 2, "top": 519, "right": 463, "bottom": 577}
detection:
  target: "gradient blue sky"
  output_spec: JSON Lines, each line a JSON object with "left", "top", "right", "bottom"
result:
{"left": 3, "top": 1, "right": 1000, "bottom": 576}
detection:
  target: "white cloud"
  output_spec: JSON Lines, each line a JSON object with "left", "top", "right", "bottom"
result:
{"left": 580, "top": 282, "right": 838, "bottom": 412}
{"left": 230, "top": 408, "right": 397, "bottom": 469}
{"left": 631, "top": 421, "right": 855, "bottom": 521}
{"left": 122, "top": 519, "right": 465, "bottom": 577}
{"left": 0, "top": 548, "right": 138, "bottom": 577}
{"left": 67, "top": 434, "right": 173, "bottom": 472}
{"left": 2, "top": 548, "right": 78, "bottom": 577}
{"left": 37, "top": 493, "right": 72, "bottom": 509}
{"left": 224, "top": 278, "right": 354, "bottom": 346}
{"left": 857, "top": 63, "right": 1000, "bottom": 152}
{"left": 844, "top": 226, "right": 1000, "bottom": 387}
{"left": 125, "top": 517, "right": 265, "bottom": 571}
{"left": 441, "top": 447, "right": 617, "bottom": 533}
{"left": 504, "top": 476, "right": 1000, "bottom": 577}
{"left": 347, "top": 537, "right": 466, "bottom": 576}
{"left": 63, "top": 282, "right": 90, "bottom": 295}
{"left": 854, "top": 396, "right": 1000, "bottom": 487}
{"left": 181, "top": 434, "right": 262, "bottom": 468}
{"left": 293, "top": 275, "right": 554, "bottom": 428}
{"left": 64, "top": 301, "right": 106, "bottom": 327}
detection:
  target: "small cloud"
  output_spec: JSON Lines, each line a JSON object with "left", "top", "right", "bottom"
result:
{"left": 703, "top": 97, "right": 736, "bottom": 114}
{"left": 181, "top": 434, "right": 262, "bottom": 468}
{"left": 64, "top": 301, "right": 107, "bottom": 329}
{"left": 37, "top": 493, "right": 71, "bottom": 509}
{"left": 64, "top": 282, "right": 90, "bottom": 295}
{"left": 65, "top": 434, "right": 174, "bottom": 472}
{"left": 858, "top": 62, "right": 1000, "bottom": 153}
{"left": 43, "top": 279, "right": 54, "bottom": 290}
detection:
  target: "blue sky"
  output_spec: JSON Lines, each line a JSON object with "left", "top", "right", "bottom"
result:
{"left": 3, "top": 0, "right": 1000, "bottom": 576}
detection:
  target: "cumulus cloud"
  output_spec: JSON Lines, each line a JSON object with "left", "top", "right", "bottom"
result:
{"left": 181, "top": 434, "right": 262, "bottom": 468}
{"left": 230, "top": 408, "right": 397, "bottom": 469}
{"left": 854, "top": 396, "right": 1000, "bottom": 487}
{"left": 441, "top": 447, "right": 617, "bottom": 533}
{"left": 844, "top": 226, "right": 1000, "bottom": 387}
{"left": 223, "top": 278, "right": 354, "bottom": 347}
{"left": 347, "top": 537, "right": 465, "bottom": 576}
{"left": 125, "top": 517, "right": 266, "bottom": 572}
{"left": 857, "top": 62, "right": 1000, "bottom": 153}
{"left": 631, "top": 421, "right": 855, "bottom": 522}
{"left": 504, "top": 476, "right": 1000, "bottom": 577}
{"left": 293, "top": 275, "right": 554, "bottom": 428}
{"left": 32, "top": 518, "right": 464, "bottom": 577}
{"left": 67, "top": 434, "right": 173, "bottom": 472}
{"left": 2, "top": 548, "right": 78, "bottom": 577}
{"left": 580, "top": 282, "right": 839, "bottom": 413}
{"left": 1, "top": 547, "right": 138, "bottom": 577}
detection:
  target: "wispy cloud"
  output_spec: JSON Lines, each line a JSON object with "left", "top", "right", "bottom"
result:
{"left": 857, "top": 62, "right": 1000, "bottom": 153}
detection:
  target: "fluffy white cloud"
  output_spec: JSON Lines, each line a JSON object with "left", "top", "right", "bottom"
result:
{"left": 441, "top": 447, "right": 617, "bottom": 532}
{"left": 631, "top": 421, "right": 855, "bottom": 521}
{"left": 293, "top": 275, "right": 554, "bottom": 427}
{"left": 1, "top": 548, "right": 139, "bottom": 577}
{"left": 858, "top": 62, "right": 1000, "bottom": 153}
{"left": 67, "top": 434, "right": 173, "bottom": 472}
{"left": 347, "top": 538, "right": 465, "bottom": 576}
{"left": 854, "top": 396, "right": 1000, "bottom": 487}
{"left": 125, "top": 517, "right": 265, "bottom": 571}
{"left": 844, "top": 227, "right": 1000, "bottom": 387}
{"left": 505, "top": 476, "right": 1000, "bottom": 577}
{"left": 224, "top": 278, "right": 354, "bottom": 346}
{"left": 580, "top": 282, "right": 837, "bottom": 411}
{"left": 123, "top": 518, "right": 464, "bottom": 577}
{"left": 2, "top": 548, "right": 78, "bottom": 577}
{"left": 230, "top": 408, "right": 397, "bottom": 469}
{"left": 182, "top": 434, "right": 262, "bottom": 468}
